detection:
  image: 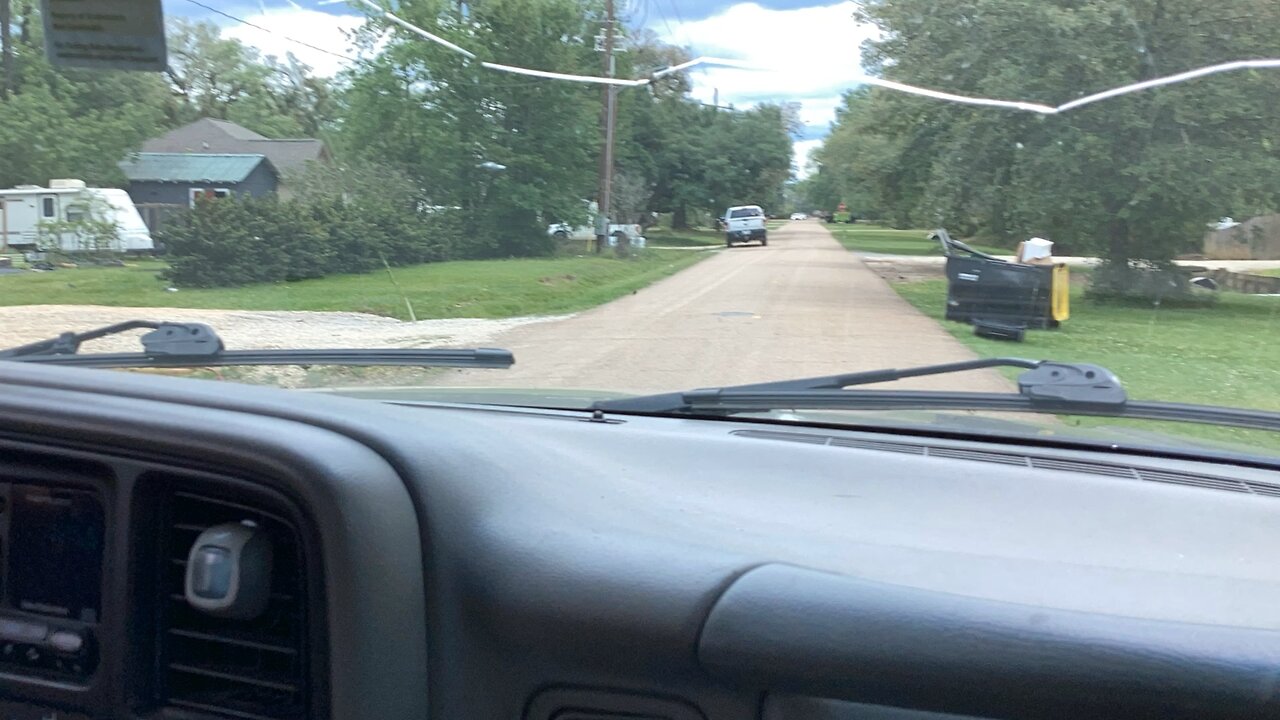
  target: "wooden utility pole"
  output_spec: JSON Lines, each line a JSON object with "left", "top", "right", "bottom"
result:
{"left": 595, "top": 0, "right": 617, "bottom": 253}
{"left": 1, "top": 0, "right": 12, "bottom": 101}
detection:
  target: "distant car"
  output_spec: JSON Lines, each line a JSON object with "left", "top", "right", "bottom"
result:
{"left": 789, "top": 212, "right": 808, "bottom": 220}
{"left": 723, "top": 205, "right": 767, "bottom": 247}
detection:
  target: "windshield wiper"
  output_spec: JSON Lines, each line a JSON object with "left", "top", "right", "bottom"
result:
{"left": 0, "top": 321, "right": 514, "bottom": 369}
{"left": 593, "top": 358, "right": 1280, "bottom": 433}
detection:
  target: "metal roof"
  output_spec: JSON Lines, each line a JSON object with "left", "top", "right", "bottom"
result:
{"left": 117, "top": 153, "right": 276, "bottom": 183}
{"left": 140, "top": 118, "right": 328, "bottom": 174}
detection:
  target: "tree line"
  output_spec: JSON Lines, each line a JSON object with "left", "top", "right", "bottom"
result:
{"left": 0, "top": 0, "right": 796, "bottom": 278}
{"left": 799, "top": 0, "right": 1280, "bottom": 291}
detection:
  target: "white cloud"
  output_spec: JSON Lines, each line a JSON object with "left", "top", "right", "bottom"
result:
{"left": 792, "top": 138, "right": 824, "bottom": 179}
{"left": 221, "top": 7, "right": 365, "bottom": 77}
{"left": 659, "top": 2, "right": 875, "bottom": 105}
{"left": 655, "top": 2, "right": 875, "bottom": 181}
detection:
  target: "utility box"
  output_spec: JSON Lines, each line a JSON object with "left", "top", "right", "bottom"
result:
{"left": 933, "top": 229, "right": 1068, "bottom": 329}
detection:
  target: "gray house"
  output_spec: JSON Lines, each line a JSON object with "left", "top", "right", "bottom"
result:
{"left": 118, "top": 153, "right": 279, "bottom": 229}
{"left": 139, "top": 118, "right": 328, "bottom": 196}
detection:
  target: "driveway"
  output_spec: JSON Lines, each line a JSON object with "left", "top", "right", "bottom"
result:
{"left": 435, "top": 221, "right": 1011, "bottom": 394}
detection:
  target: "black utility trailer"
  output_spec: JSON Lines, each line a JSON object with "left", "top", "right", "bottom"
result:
{"left": 932, "top": 229, "right": 1068, "bottom": 330}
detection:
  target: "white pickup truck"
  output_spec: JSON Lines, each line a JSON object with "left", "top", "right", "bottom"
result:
{"left": 547, "top": 221, "right": 646, "bottom": 248}
{"left": 724, "top": 205, "right": 767, "bottom": 247}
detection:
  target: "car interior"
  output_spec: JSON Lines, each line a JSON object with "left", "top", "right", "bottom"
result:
{"left": 1, "top": 360, "right": 1279, "bottom": 720}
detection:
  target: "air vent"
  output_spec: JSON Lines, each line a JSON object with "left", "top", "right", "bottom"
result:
{"left": 157, "top": 490, "right": 307, "bottom": 720}
{"left": 732, "top": 429, "right": 1280, "bottom": 498}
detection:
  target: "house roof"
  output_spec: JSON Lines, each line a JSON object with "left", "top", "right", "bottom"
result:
{"left": 118, "top": 153, "right": 277, "bottom": 184}
{"left": 140, "top": 118, "right": 328, "bottom": 175}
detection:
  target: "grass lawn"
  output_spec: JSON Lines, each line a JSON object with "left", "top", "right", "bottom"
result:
{"left": 642, "top": 227, "right": 723, "bottom": 247}
{"left": 1257, "top": 268, "right": 1280, "bottom": 278}
{"left": 830, "top": 225, "right": 1008, "bottom": 256}
{"left": 0, "top": 250, "right": 708, "bottom": 321}
{"left": 893, "top": 279, "right": 1280, "bottom": 449}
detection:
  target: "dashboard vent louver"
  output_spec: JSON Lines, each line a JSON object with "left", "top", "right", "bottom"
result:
{"left": 733, "top": 429, "right": 1280, "bottom": 498}
{"left": 158, "top": 490, "right": 307, "bottom": 720}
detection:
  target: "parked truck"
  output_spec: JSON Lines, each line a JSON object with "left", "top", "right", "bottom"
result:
{"left": 0, "top": 179, "right": 154, "bottom": 253}
{"left": 723, "top": 204, "right": 768, "bottom": 247}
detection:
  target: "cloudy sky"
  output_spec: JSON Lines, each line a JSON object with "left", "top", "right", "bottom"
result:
{"left": 165, "top": 0, "right": 878, "bottom": 176}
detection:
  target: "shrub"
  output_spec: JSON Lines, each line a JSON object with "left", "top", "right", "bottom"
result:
{"left": 1085, "top": 261, "right": 1217, "bottom": 307}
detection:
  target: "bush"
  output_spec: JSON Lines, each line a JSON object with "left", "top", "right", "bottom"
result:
{"left": 160, "top": 195, "right": 466, "bottom": 288}
{"left": 1085, "top": 261, "right": 1217, "bottom": 307}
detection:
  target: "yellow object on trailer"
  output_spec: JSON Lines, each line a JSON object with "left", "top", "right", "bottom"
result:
{"left": 1051, "top": 264, "right": 1070, "bottom": 322}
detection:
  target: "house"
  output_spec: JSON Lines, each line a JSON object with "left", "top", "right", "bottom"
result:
{"left": 138, "top": 118, "right": 329, "bottom": 194}
{"left": 1203, "top": 214, "right": 1280, "bottom": 260}
{"left": 117, "top": 153, "right": 279, "bottom": 230}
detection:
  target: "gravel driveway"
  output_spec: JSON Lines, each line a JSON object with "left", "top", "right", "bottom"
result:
{"left": 0, "top": 305, "right": 566, "bottom": 354}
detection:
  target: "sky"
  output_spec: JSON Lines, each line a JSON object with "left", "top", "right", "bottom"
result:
{"left": 168, "top": 0, "right": 878, "bottom": 178}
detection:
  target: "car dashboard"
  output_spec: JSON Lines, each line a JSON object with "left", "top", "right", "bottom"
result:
{"left": 1, "top": 361, "right": 1280, "bottom": 720}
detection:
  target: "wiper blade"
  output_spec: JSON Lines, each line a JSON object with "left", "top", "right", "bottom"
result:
{"left": 594, "top": 358, "right": 1123, "bottom": 413}
{"left": 0, "top": 321, "right": 514, "bottom": 369}
{"left": 593, "top": 358, "right": 1280, "bottom": 433}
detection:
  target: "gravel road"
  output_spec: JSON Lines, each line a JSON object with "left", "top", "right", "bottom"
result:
{"left": 433, "top": 220, "right": 1012, "bottom": 394}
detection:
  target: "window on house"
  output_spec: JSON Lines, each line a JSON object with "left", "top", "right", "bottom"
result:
{"left": 189, "top": 188, "right": 232, "bottom": 207}
{"left": 41, "top": 197, "right": 56, "bottom": 218}
{"left": 65, "top": 205, "right": 87, "bottom": 223}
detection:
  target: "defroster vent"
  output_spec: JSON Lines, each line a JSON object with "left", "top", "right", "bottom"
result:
{"left": 157, "top": 490, "right": 308, "bottom": 720}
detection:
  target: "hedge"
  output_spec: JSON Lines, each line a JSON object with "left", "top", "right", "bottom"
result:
{"left": 158, "top": 195, "right": 462, "bottom": 288}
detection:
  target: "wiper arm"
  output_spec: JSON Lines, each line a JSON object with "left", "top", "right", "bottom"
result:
{"left": 594, "top": 359, "right": 1280, "bottom": 433}
{"left": 594, "top": 358, "right": 1123, "bottom": 413}
{"left": 0, "top": 321, "right": 514, "bottom": 369}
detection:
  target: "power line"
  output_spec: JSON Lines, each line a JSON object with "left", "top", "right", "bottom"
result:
{"left": 185, "top": 0, "right": 552, "bottom": 91}
{"left": 184, "top": 0, "right": 363, "bottom": 65}
{"left": 664, "top": 0, "right": 685, "bottom": 28}
{"left": 647, "top": 0, "right": 676, "bottom": 42}
{"left": 340, "top": 2, "right": 1280, "bottom": 115}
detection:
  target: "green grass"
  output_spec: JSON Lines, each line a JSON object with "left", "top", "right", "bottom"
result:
{"left": 829, "top": 225, "right": 1008, "bottom": 256}
{"left": 642, "top": 227, "right": 723, "bottom": 247}
{"left": 0, "top": 251, "right": 708, "bottom": 320}
{"left": 1257, "top": 268, "right": 1280, "bottom": 278}
{"left": 893, "top": 279, "right": 1280, "bottom": 449}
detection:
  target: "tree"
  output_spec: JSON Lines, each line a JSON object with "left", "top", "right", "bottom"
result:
{"left": 818, "top": 0, "right": 1280, "bottom": 269}
{"left": 165, "top": 19, "right": 337, "bottom": 138}
{"left": 339, "top": 0, "right": 601, "bottom": 256}
{"left": 0, "top": 3, "right": 171, "bottom": 187}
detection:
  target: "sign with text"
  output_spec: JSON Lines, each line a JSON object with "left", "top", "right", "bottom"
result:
{"left": 42, "top": 0, "right": 166, "bottom": 72}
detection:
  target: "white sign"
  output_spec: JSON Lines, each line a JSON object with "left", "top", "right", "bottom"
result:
{"left": 42, "top": 0, "right": 166, "bottom": 72}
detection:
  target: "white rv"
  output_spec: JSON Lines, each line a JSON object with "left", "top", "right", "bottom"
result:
{"left": 0, "top": 179, "right": 154, "bottom": 253}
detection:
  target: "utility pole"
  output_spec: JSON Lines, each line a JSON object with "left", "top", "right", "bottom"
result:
{"left": 594, "top": 0, "right": 617, "bottom": 254}
{"left": 1, "top": 0, "right": 12, "bottom": 101}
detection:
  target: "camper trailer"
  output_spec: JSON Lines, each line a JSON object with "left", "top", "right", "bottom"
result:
{"left": 0, "top": 179, "right": 154, "bottom": 253}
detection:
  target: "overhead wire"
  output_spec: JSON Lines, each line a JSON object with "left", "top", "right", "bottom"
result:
{"left": 183, "top": 0, "right": 363, "bottom": 64}
{"left": 190, "top": 1, "right": 556, "bottom": 91}
{"left": 201, "top": 0, "right": 1280, "bottom": 116}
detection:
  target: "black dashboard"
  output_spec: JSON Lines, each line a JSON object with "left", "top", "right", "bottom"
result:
{"left": 2, "top": 360, "right": 1280, "bottom": 720}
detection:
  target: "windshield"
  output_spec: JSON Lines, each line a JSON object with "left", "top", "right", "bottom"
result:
{"left": 1, "top": 0, "right": 1279, "bottom": 456}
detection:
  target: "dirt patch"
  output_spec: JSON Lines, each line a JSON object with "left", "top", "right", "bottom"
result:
{"left": 862, "top": 257, "right": 946, "bottom": 283}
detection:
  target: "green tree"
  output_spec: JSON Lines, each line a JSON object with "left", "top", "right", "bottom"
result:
{"left": 0, "top": 3, "right": 170, "bottom": 187}
{"left": 339, "top": 0, "right": 601, "bottom": 256}
{"left": 819, "top": 0, "right": 1280, "bottom": 268}
{"left": 165, "top": 19, "right": 337, "bottom": 138}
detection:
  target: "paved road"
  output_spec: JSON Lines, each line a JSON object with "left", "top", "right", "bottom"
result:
{"left": 438, "top": 221, "right": 1010, "bottom": 394}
